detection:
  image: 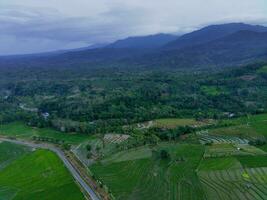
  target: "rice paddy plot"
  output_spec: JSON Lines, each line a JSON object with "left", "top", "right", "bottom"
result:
{"left": 208, "top": 125, "right": 264, "bottom": 141}
{"left": 153, "top": 118, "right": 214, "bottom": 129}
{"left": 104, "top": 134, "right": 130, "bottom": 144}
{"left": 198, "top": 157, "right": 242, "bottom": 171}
{"left": 0, "top": 122, "right": 90, "bottom": 144}
{"left": 90, "top": 144, "right": 206, "bottom": 200}
{"left": 101, "top": 146, "right": 152, "bottom": 164}
{"left": 0, "top": 149, "right": 85, "bottom": 200}
{"left": 236, "top": 155, "right": 267, "bottom": 168}
{"left": 198, "top": 130, "right": 249, "bottom": 145}
{"left": 198, "top": 167, "right": 267, "bottom": 200}
{"left": 0, "top": 142, "right": 31, "bottom": 170}
{"left": 204, "top": 143, "right": 265, "bottom": 158}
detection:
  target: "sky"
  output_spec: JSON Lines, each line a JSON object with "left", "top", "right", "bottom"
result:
{"left": 0, "top": 0, "right": 267, "bottom": 55}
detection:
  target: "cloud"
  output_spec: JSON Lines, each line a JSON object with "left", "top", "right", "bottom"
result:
{"left": 0, "top": 0, "right": 267, "bottom": 55}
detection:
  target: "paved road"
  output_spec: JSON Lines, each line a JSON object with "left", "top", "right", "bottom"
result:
{"left": 0, "top": 138, "right": 100, "bottom": 200}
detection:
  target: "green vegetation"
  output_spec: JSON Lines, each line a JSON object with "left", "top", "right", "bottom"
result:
{"left": 198, "top": 157, "right": 242, "bottom": 171}
{"left": 91, "top": 144, "right": 205, "bottom": 200}
{"left": 204, "top": 143, "right": 266, "bottom": 158}
{"left": 0, "top": 122, "right": 90, "bottom": 144}
{"left": 0, "top": 149, "right": 85, "bottom": 200}
{"left": 101, "top": 147, "right": 152, "bottom": 164}
{"left": 1, "top": 63, "right": 267, "bottom": 136}
{"left": 201, "top": 86, "right": 223, "bottom": 96}
{"left": 198, "top": 167, "right": 267, "bottom": 200}
{"left": 0, "top": 58, "right": 267, "bottom": 199}
{"left": 257, "top": 65, "right": 267, "bottom": 73}
{"left": 236, "top": 155, "right": 267, "bottom": 168}
{"left": 153, "top": 118, "right": 200, "bottom": 129}
{"left": 208, "top": 114, "right": 267, "bottom": 141}
{"left": 0, "top": 142, "right": 30, "bottom": 169}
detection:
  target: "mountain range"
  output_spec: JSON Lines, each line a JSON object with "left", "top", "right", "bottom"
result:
{"left": 1, "top": 23, "right": 267, "bottom": 70}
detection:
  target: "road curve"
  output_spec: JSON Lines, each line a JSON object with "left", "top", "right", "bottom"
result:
{"left": 0, "top": 138, "right": 100, "bottom": 200}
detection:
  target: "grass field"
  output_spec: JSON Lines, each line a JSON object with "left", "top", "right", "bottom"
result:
{"left": 153, "top": 118, "right": 211, "bottom": 129}
{"left": 0, "top": 146, "right": 85, "bottom": 200}
{"left": 0, "top": 122, "right": 90, "bottom": 144}
{"left": 91, "top": 144, "right": 206, "bottom": 200}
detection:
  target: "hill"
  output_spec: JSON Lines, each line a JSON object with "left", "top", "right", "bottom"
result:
{"left": 107, "top": 34, "right": 178, "bottom": 49}
{"left": 146, "top": 30, "right": 267, "bottom": 68}
{"left": 1, "top": 23, "right": 267, "bottom": 70}
{"left": 164, "top": 23, "right": 267, "bottom": 50}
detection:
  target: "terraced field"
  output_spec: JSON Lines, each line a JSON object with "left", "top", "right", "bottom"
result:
{"left": 0, "top": 142, "right": 85, "bottom": 200}
{"left": 152, "top": 118, "right": 215, "bottom": 129}
{"left": 204, "top": 143, "right": 266, "bottom": 158}
{"left": 90, "top": 144, "right": 205, "bottom": 200}
{"left": 208, "top": 114, "right": 267, "bottom": 141}
{"left": 199, "top": 133, "right": 249, "bottom": 145}
{"left": 198, "top": 167, "right": 267, "bottom": 200}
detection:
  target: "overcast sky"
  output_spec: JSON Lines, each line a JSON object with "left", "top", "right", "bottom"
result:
{"left": 1, "top": 0, "right": 267, "bottom": 55}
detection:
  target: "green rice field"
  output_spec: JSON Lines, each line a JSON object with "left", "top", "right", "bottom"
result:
{"left": 0, "top": 122, "right": 90, "bottom": 144}
{"left": 0, "top": 142, "right": 85, "bottom": 200}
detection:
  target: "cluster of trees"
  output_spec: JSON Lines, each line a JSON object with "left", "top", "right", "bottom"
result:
{"left": 0, "top": 62, "right": 266, "bottom": 135}
{"left": 32, "top": 136, "right": 65, "bottom": 144}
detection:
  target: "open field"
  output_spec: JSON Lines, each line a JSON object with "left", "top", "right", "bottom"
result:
{"left": 153, "top": 118, "right": 214, "bottom": 129}
{"left": 0, "top": 146, "right": 85, "bottom": 200}
{"left": 90, "top": 144, "right": 205, "bottom": 200}
{"left": 0, "top": 122, "right": 90, "bottom": 144}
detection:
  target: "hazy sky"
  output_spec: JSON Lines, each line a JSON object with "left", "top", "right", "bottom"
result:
{"left": 1, "top": 0, "right": 267, "bottom": 55}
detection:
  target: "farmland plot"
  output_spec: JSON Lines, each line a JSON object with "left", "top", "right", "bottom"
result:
{"left": 204, "top": 144, "right": 266, "bottom": 158}
{"left": 90, "top": 144, "right": 206, "bottom": 200}
{"left": 198, "top": 167, "right": 267, "bottom": 200}
{"left": 104, "top": 134, "right": 130, "bottom": 144}
{"left": 197, "top": 131, "right": 249, "bottom": 145}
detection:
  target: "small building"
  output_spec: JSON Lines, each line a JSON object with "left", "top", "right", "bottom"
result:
{"left": 42, "top": 112, "right": 50, "bottom": 120}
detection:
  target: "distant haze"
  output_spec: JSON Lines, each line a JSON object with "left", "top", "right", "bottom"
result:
{"left": 1, "top": 0, "right": 267, "bottom": 55}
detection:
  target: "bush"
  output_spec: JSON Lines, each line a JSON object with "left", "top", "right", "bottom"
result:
{"left": 62, "top": 143, "right": 71, "bottom": 150}
{"left": 160, "top": 149, "right": 170, "bottom": 159}
{"left": 86, "top": 144, "right": 92, "bottom": 151}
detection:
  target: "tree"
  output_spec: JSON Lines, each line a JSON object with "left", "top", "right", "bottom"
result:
{"left": 62, "top": 143, "right": 71, "bottom": 151}
{"left": 160, "top": 149, "right": 170, "bottom": 159}
{"left": 87, "top": 152, "right": 92, "bottom": 159}
{"left": 86, "top": 144, "right": 92, "bottom": 151}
